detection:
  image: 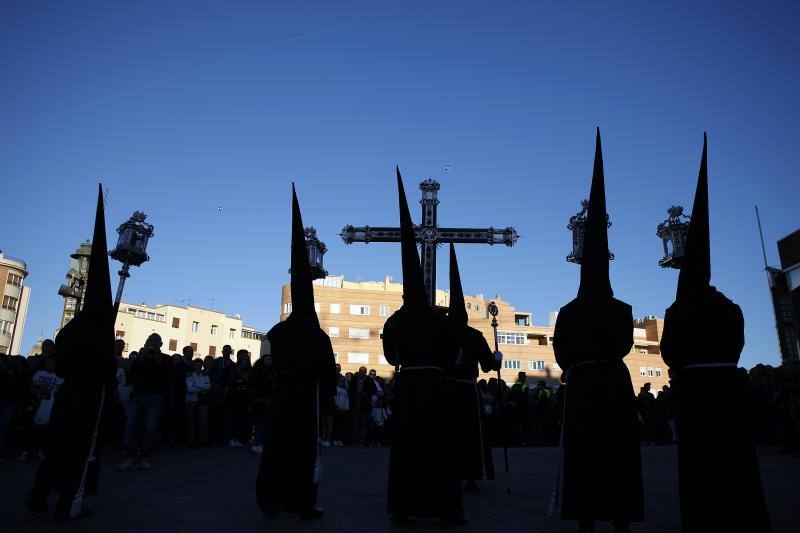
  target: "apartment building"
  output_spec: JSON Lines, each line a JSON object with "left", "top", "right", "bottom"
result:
{"left": 0, "top": 250, "right": 31, "bottom": 355}
{"left": 279, "top": 275, "right": 669, "bottom": 391}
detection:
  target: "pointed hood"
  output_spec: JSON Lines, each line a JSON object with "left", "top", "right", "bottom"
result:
{"left": 54, "top": 184, "right": 115, "bottom": 384}
{"left": 578, "top": 128, "right": 613, "bottom": 301}
{"left": 289, "top": 183, "right": 318, "bottom": 321}
{"left": 676, "top": 133, "right": 711, "bottom": 300}
{"left": 397, "top": 167, "right": 427, "bottom": 308}
{"left": 448, "top": 243, "right": 468, "bottom": 325}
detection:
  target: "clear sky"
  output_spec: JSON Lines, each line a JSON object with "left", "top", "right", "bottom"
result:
{"left": 2, "top": 1, "right": 797, "bottom": 368}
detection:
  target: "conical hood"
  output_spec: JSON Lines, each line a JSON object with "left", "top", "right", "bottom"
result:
{"left": 578, "top": 128, "right": 613, "bottom": 301}
{"left": 397, "top": 167, "right": 427, "bottom": 308}
{"left": 448, "top": 243, "right": 468, "bottom": 325}
{"left": 82, "top": 184, "right": 113, "bottom": 320}
{"left": 290, "top": 183, "right": 317, "bottom": 320}
{"left": 676, "top": 133, "right": 711, "bottom": 300}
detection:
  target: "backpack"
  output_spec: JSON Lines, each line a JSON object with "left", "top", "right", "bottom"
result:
{"left": 334, "top": 386, "right": 350, "bottom": 411}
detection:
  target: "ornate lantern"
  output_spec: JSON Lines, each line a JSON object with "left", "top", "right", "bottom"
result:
{"left": 566, "top": 199, "right": 614, "bottom": 264}
{"left": 109, "top": 211, "right": 155, "bottom": 316}
{"left": 304, "top": 227, "right": 328, "bottom": 280}
{"left": 656, "top": 205, "right": 690, "bottom": 268}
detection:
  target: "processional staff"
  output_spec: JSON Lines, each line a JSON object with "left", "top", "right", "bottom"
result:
{"left": 488, "top": 301, "right": 511, "bottom": 495}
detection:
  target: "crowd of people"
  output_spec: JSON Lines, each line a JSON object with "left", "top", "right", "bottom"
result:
{"left": 4, "top": 341, "right": 800, "bottom": 463}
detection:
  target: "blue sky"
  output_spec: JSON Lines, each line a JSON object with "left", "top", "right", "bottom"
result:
{"left": 2, "top": 1, "right": 797, "bottom": 368}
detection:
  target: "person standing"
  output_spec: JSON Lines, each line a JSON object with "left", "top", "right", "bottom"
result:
{"left": 348, "top": 366, "right": 377, "bottom": 447}
{"left": 255, "top": 185, "right": 336, "bottom": 520}
{"left": 26, "top": 185, "right": 117, "bottom": 520}
{"left": 249, "top": 354, "right": 275, "bottom": 453}
{"left": 226, "top": 349, "right": 252, "bottom": 448}
{"left": 185, "top": 358, "right": 210, "bottom": 446}
{"left": 444, "top": 244, "right": 502, "bottom": 490}
{"left": 553, "top": 130, "right": 644, "bottom": 533}
{"left": 382, "top": 168, "right": 464, "bottom": 525}
{"left": 660, "top": 134, "right": 771, "bottom": 532}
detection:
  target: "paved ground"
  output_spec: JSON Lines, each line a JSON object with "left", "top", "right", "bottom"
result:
{"left": 0, "top": 445, "right": 796, "bottom": 532}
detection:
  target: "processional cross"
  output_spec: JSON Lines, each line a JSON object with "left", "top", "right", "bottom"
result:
{"left": 340, "top": 178, "right": 519, "bottom": 307}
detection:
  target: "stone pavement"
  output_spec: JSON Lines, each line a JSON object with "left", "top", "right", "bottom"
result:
{"left": 0, "top": 445, "right": 796, "bottom": 532}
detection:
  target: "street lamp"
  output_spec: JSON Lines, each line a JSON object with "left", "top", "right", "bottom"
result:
{"left": 109, "top": 211, "right": 154, "bottom": 317}
{"left": 304, "top": 227, "right": 328, "bottom": 280}
{"left": 57, "top": 240, "right": 92, "bottom": 317}
{"left": 566, "top": 200, "right": 614, "bottom": 264}
{"left": 656, "top": 205, "right": 690, "bottom": 268}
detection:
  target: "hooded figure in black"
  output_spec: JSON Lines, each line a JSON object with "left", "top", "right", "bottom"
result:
{"left": 27, "top": 184, "right": 117, "bottom": 521}
{"left": 382, "top": 168, "right": 464, "bottom": 525}
{"left": 255, "top": 184, "right": 336, "bottom": 520}
{"left": 553, "top": 130, "right": 644, "bottom": 533}
{"left": 660, "top": 135, "right": 771, "bottom": 533}
{"left": 443, "top": 243, "right": 502, "bottom": 488}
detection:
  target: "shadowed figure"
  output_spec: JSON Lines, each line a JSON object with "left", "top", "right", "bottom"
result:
{"left": 553, "top": 130, "right": 644, "bottom": 533}
{"left": 444, "top": 243, "right": 502, "bottom": 489}
{"left": 255, "top": 185, "right": 337, "bottom": 520}
{"left": 659, "top": 134, "right": 772, "bottom": 533}
{"left": 382, "top": 168, "right": 464, "bottom": 525}
{"left": 27, "top": 185, "right": 117, "bottom": 521}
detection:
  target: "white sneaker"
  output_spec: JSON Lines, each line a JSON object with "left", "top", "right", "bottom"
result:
{"left": 334, "top": 440, "right": 343, "bottom": 447}
{"left": 115, "top": 458, "right": 137, "bottom": 471}
{"left": 19, "top": 452, "right": 29, "bottom": 461}
{"left": 37, "top": 451, "right": 46, "bottom": 460}
{"left": 321, "top": 440, "right": 331, "bottom": 448}
{"left": 229, "top": 439, "right": 242, "bottom": 448}
{"left": 251, "top": 444, "right": 263, "bottom": 454}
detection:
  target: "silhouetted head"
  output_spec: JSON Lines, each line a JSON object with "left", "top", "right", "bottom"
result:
{"left": 358, "top": 366, "right": 367, "bottom": 375}
{"left": 578, "top": 128, "right": 613, "bottom": 302}
{"left": 369, "top": 369, "right": 377, "bottom": 379}
{"left": 222, "top": 345, "right": 232, "bottom": 359}
{"left": 397, "top": 167, "right": 427, "bottom": 309}
{"left": 145, "top": 333, "right": 162, "bottom": 351}
{"left": 114, "top": 339, "right": 125, "bottom": 356}
{"left": 183, "top": 345, "right": 194, "bottom": 360}
{"left": 41, "top": 339, "right": 55, "bottom": 357}
{"left": 518, "top": 372, "right": 527, "bottom": 383}
{"left": 676, "top": 133, "right": 711, "bottom": 302}
{"left": 236, "top": 349, "right": 251, "bottom": 367}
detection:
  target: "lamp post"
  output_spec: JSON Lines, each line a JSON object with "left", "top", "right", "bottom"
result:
{"left": 656, "top": 205, "right": 690, "bottom": 269}
{"left": 57, "top": 241, "right": 92, "bottom": 324}
{"left": 304, "top": 227, "right": 328, "bottom": 280}
{"left": 566, "top": 199, "right": 613, "bottom": 264}
{"left": 109, "top": 211, "right": 154, "bottom": 317}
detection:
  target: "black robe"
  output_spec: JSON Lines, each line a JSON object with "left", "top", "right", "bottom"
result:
{"left": 255, "top": 317, "right": 336, "bottom": 515}
{"left": 383, "top": 306, "right": 463, "bottom": 518}
{"left": 444, "top": 324, "right": 500, "bottom": 482}
{"left": 660, "top": 289, "right": 771, "bottom": 533}
{"left": 553, "top": 297, "right": 644, "bottom": 523}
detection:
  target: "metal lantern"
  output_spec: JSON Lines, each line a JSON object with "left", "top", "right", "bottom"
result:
{"left": 656, "top": 205, "right": 691, "bottom": 268}
{"left": 566, "top": 199, "right": 614, "bottom": 264}
{"left": 304, "top": 227, "right": 328, "bottom": 280}
{"left": 109, "top": 211, "right": 155, "bottom": 316}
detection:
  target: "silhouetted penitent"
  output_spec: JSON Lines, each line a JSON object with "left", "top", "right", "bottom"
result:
{"left": 381, "top": 168, "right": 464, "bottom": 524}
{"left": 255, "top": 185, "right": 337, "bottom": 520}
{"left": 444, "top": 243, "right": 502, "bottom": 487}
{"left": 27, "top": 185, "right": 117, "bottom": 521}
{"left": 553, "top": 130, "right": 644, "bottom": 533}
{"left": 660, "top": 135, "right": 772, "bottom": 532}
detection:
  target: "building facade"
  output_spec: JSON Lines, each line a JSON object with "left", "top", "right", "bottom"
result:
{"left": 0, "top": 250, "right": 31, "bottom": 355}
{"left": 113, "top": 302, "right": 268, "bottom": 359}
{"left": 279, "top": 275, "right": 669, "bottom": 391}
{"left": 767, "top": 228, "right": 800, "bottom": 362}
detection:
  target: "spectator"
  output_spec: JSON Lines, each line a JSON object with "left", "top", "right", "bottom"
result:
{"left": 20, "top": 357, "right": 63, "bottom": 460}
{"left": 226, "top": 349, "right": 252, "bottom": 448}
{"left": 638, "top": 383, "right": 657, "bottom": 445}
{"left": 208, "top": 345, "right": 233, "bottom": 445}
{"left": 510, "top": 371, "right": 530, "bottom": 446}
{"left": 348, "top": 366, "right": 377, "bottom": 447}
{"left": 185, "top": 358, "right": 211, "bottom": 446}
{"left": 370, "top": 396, "right": 390, "bottom": 446}
{"left": 249, "top": 354, "right": 275, "bottom": 454}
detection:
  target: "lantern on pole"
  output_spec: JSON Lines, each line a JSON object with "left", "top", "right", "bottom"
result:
{"left": 656, "top": 205, "right": 690, "bottom": 268}
{"left": 304, "top": 227, "right": 328, "bottom": 280}
{"left": 566, "top": 199, "right": 614, "bottom": 264}
{"left": 109, "top": 211, "right": 154, "bottom": 316}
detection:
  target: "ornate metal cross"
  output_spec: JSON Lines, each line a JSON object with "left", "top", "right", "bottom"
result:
{"left": 340, "top": 178, "right": 519, "bottom": 307}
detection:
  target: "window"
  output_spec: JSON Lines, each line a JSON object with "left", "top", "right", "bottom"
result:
{"left": 380, "top": 305, "right": 389, "bottom": 317}
{"left": 639, "top": 367, "right": 647, "bottom": 377}
{"left": 503, "top": 360, "right": 521, "bottom": 370}
{"left": 0, "top": 320, "right": 11, "bottom": 335}
{"left": 242, "top": 330, "right": 264, "bottom": 340}
{"left": 2, "top": 295, "right": 18, "bottom": 311}
{"left": 192, "top": 321, "right": 199, "bottom": 332}
{"left": 552, "top": 362, "right": 561, "bottom": 372}
{"left": 378, "top": 354, "right": 390, "bottom": 365}
{"left": 329, "top": 326, "right": 340, "bottom": 338}
{"left": 6, "top": 273, "right": 22, "bottom": 287}
{"left": 190, "top": 342, "right": 198, "bottom": 352}
{"left": 211, "top": 325, "right": 218, "bottom": 335}
{"left": 333, "top": 352, "right": 339, "bottom": 363}
{"left": 229, "top": 328, "right": 236, "bottom": 339}
{"left": 467, "top": 303, "right": 472, "bottom": 309}
{"left": 168, "top": 339, "right": 178, "bottom": 351}
{"left": 497, "top": 332, "right": 525, "bottom": 345}
{"left": 348, "top": 352, "right": 370, "bottom": 364}
{"left": 330, "top": 303, "right": 340, "bottom": 314}
{"left": 529, "top": 360, "right": 547, "bottom": 371}
{"left": 209, "top": 346, "right": 217, "bottom": 357}
{"left": 475, "top": 305, "right": 481, "bottom": 312}
{"left": 314, "top": 302, "right": 321, "bottom": 312}
{"left": 379, "top": 328, "right": 384, "bottom": 339}
{"left": 349, "top": 304, "right": 370, "bottom": 316}
{"left": 172, "top": 317, "right": 180, "bottom": 328}
{"left": 283, "top": 303, "right": 292, "bottom": 314}
{"left": 647, "top": 368, "right": 654, "bottom": 377}
{"left": 638, "top": 348, "right": 647, "bottom": 354}
{"left": 134, "top": 309, "right": 165, "bottom": 322}
{"left": 116, "top": 330, "right": 125, "bottom": 338}
{"left": 655, "top": 368, "right": 663, "bottom": 378}
{"left": 349, "top": 327, "right": 370, "bottom": 339}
